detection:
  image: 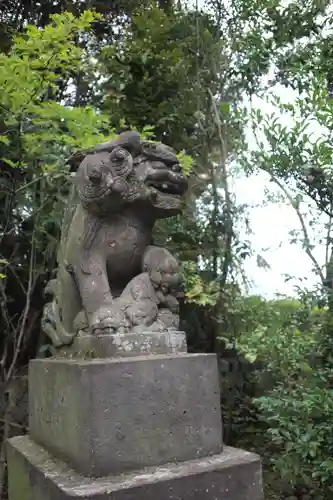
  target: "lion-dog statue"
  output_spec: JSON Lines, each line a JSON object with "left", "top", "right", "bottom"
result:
{"left": 41, "top": 132, "right": 188, "bottom": 347}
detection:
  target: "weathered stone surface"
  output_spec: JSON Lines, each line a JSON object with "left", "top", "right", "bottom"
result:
{"left": 29, "top": 353, "right": 223, "bottom": 477}
{"left": 56, "top": 330, "right": 187, "bottom": 359}
{"left": 7, "top": 436, "right": 264, "bottom": 500}
{"left": 41, "top": 132, "right": 189, "bottom": 349}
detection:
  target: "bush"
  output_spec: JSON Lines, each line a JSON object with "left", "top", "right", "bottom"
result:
{"left": 236, "top": 298, "right": 333, "bottom": 497}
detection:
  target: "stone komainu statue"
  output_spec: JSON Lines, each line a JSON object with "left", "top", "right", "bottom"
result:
{"left": 41, "top": 132, "right": 189, "bottom": 347}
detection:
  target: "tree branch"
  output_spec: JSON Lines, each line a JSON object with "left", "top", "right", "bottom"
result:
{"left": 5, "top": 226, "right": 36, "bottom": 387}
{"left": 268, "top": 173, "right": 325, "bottom": 284}
{"left": 208, "top": 88, "right": 233, "bottom": 286}
{"left": 250, "top": 112, "right": 325, "bottom": 284}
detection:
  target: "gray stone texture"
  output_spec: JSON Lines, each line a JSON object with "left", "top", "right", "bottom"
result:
{"left": 7, "top": 436, "right": 264, "bottom": 500}
{"left": 41, "top": 132, "right": 189, "bottom": 348}
{"left": 56, "top": 330, "right": 187, "bottom": 359}
{"left": 29, "top": 353, "right": 223, "bottom": 477}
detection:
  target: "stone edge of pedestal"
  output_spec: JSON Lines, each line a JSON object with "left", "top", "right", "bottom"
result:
{"left": 7, "top": 435, "right": 263, "bottom": 497}
{"left": 32, "top": 351, "right": 212, "bottom": 366}
{"left": 56, "top": 330, "right": 187, "bottom": 359}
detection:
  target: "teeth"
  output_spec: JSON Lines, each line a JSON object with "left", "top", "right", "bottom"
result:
{"left": 162, "top": 183, "right": 168, "bottom": 189}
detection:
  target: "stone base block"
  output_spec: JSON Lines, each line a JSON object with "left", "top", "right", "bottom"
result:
{"left": 29, "top": 353, "right": 222, "bottom": 477}
{"left": 56, "top": 330, "right": 187, "bottom": 359}
{"left": 7, "top": 436, "right": 264, "bottom": 500}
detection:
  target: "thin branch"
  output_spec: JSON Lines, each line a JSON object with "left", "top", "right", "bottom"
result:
{"left": 15, "top": 176, "right": 44, "bottom": 195}
{"left": 270, "top": 174, "right": 325, "bottom": 284}
{"left": 0, "top": 281, "right": 14, "bottom": 335}
{"left": 250, "top": 116, "right": 325, "bottom": 284}
{"left": 4, "top": 227, "right": 36, "bottom": 387}
{"left": 325, "top": 204, "right": 333, "bottom": 270}
{"left": 0, "top": 402, "right": 9, "bottom": 498}
{"left": 208, "top": 88, "right": 233, "bottom": 286}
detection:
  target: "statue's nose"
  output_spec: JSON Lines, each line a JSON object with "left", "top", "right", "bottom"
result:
{"left": 88, "top": 167, "right": 102, "bottom": 184}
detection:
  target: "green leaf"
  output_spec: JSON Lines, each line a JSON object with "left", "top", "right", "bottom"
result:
{"left": 0, "top": 136, "right": 9, "bottom": 145}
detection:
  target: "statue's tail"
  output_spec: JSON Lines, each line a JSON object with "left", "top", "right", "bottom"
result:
{"left": 41, "top": 279, "right": 76, "bottom": 347}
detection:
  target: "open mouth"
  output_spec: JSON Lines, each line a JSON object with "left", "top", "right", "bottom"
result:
{"left": 147, "top": 180, "right": 186, "bottom": 195}
{"left": 145, "top": 162, "right": 188, "bottom": 195}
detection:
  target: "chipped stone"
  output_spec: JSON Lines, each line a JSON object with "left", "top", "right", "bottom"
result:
{"left": 56, "top": 331, "right": 187, "bottom": 359}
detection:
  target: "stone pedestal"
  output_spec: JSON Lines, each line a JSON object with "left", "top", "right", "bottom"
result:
{"left": 29, "top": 353, "right": 223, "bottom": 476}
{"left": 7, "top": 331, "right": 264, "bottom": 499}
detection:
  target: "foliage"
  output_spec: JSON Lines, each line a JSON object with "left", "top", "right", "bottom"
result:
{"left": 0, "top": 13, "right": 121, "bottom": 497}
{"left": 0, "top": 11, "right": 114, "bottom": 274}
{"left": 205, "top": 0, "right": 330, "bottom": 94}
{"left": 95, "top": 2, "right": 255, "bottom": 341}
{"left": 176, "top": 150, "right": 193, "bottom": 177}
{"left": 237, "top": 300, "right": 321, "bottom": 373}
{"left": 243, "top": 75, "right": 333, "bottom": 220}
{"left": 234, "top": 26, "right": 333, "bottom": 490}
{"left": 0, "top": 11, "right": 114, "bottom": 326}
{"left": 2, "top": 2, "right": 333, "bottom": 499}
{"left": 182, "top": 261, "right": 219, "bottom": 306}
{"left": 0, "top": 15, "right": 112, "bottom": 386}
{"left": 0, "top": 10, "right": 111, "bottom": 164}
{"left": 0, "top": 9, "right": 112, "bottom": 252}
{"left": 98, "top": 5, "right": 222, "bottom": 152}
{"left": 0, "top": 0, "right": 173, "bottom": 54}
{"left": 221, "top": 294, "right": 313, "bottom": 342}
{"left": 234, "top": 295, "right": 333, "bottom": 496}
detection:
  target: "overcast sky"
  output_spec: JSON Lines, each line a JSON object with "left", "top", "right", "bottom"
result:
{"left": 233, "top": 169, "right": 321, "bottom": 298}
{"left": 232, "top": 87, "right": 326, "bottom": 298}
